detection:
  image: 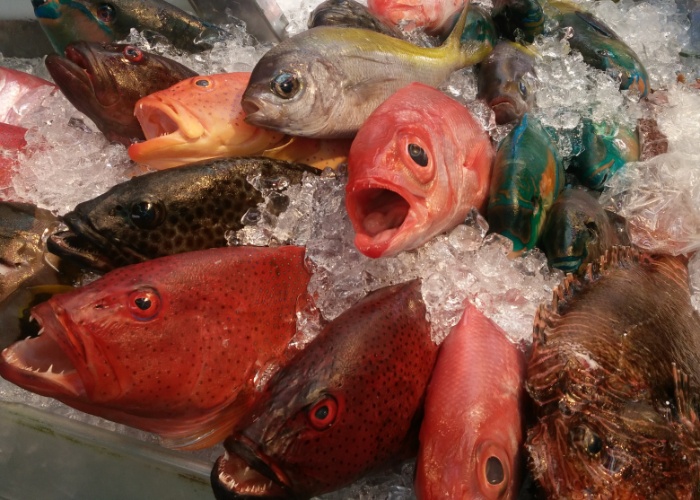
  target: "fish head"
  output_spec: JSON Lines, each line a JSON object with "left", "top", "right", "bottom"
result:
{"left": 130, "top": 73, "right": 285, "bottom": 169}
{"left": 32, "top": 0, "right": 114, "bottom": 53}
{"left": 346, "top": 82, "right": 493, "bottom": 258}
{"left": 212, "top": 280, "right": 437, "bottom": 498}
{"left": 45, "top": 41, "right": 196, "bottom": 145}
{"left": 241, "top": 37, "right": 345, "bottom": 138}
{"left": 367, "top": 0, "right": 463, "bottom": 35}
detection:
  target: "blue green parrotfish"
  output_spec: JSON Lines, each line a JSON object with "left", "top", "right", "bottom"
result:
{"left": 31, "top": 0, "right": 225, "bottom": 54}
{"left": 568, "top": 118, "right": 640, "bottom": 191}
{"left": 492, "top": 0, "right": 545, "bottom": 43}
{"left": 487, "top": 114, "right": 564, "bottom": 254}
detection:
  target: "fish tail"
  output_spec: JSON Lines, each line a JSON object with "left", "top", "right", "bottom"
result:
{"left": 442, "top": 6, "right": 493, "bottom": 67}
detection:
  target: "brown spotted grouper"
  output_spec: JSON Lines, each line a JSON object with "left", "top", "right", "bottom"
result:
{"left": 526, "top": 246, "right": 700, "bottom": 498}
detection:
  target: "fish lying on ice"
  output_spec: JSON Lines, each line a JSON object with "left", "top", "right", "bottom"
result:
{"left": 0, "top": 66, "right": 56, "bottom": 125}
{"left": 0, "top": 245, "right": 312, "bottom": 449}
{"left": 212, "top": 279, "right": 438, "bottom": 499}
{"left": 346, "top": 82, "right": 494, "bottom": 258}
{"left": 527, "top": 246, "right": 700, "bottom": 497}
{"left": 129, "top": 72, "right": 351, "bottom": 170}
{"left": 47, "top": 157, "right": 319, "bottom": 271}
{"left": 309, "top": 0, "right": 406, "bottom": 39}
{"left": 32, "top": 0, "right": 225, "bottom": 54}
{"left": 415, "top": 301, "right": 526, "bottom": 500}
{"left": 241, "top": 6, "right": 491, "bottom": 139}
{"left": 45, "top": 41, "right": 197, "bottom": 146}
{"left": 366, "top": 0, "right": 467, "bottom": 36}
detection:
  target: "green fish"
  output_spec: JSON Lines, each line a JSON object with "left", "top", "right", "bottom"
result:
{"left": 546, "top": 1, "right": 649, "bottom": 97}
{"left": 568, "top": 118, "right": 639, "bottom": 191}
{"left": 539, "top": 188, "right": 625, "bottom": 274}
{"left": 459, "top": 4, "right": 497, "bottom": 50}
{"left": 492, "top": 0, "right": 545, "bottom": 43}
{"left": 31, "top": 0, "right": 225, "bottom": 54}
{"left": 241, "top": 6, "right": 492, "bottom": 139}
{"left": 487, "top": 114, "right": 564, "bottom": 253}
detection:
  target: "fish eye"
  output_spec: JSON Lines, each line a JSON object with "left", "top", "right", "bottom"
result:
{"left": 407, "top": 143, "right": 429, "bottom": 167}
{"left": 195, "top": 78, "right": 211, "bottom": 87}
{"left": 271, "top": 71, "right": 300, "bottom": 99}
{"left": 96, "top": 3, "right": 116, "bottom": 23}
{"left": 585, "top": 221, "right": 599, "bottom": 242}
{"left": 518, "top": 81, "right": 528, "bottom": 98}
{"left": 123, "top": 46, "right": 143, "bottom": 63}
{"left": 130, "top": 201, "right": 164, "bottom": 230}
{"left": 31, "top": 0, "right": 48, "bottom": 8}
{"left": 596, "top": 48, "right": 611, "bottom": 58}
{"left": 485, "top": 456, "right": 505, "bottom": 485}
{"left": 575, "top": 426, "right": 604, "bottom": 456}
{"left": 307, "top": 395, "right": 338, "bottom": 430}
{"left": 127, "top": 288, "right": 161, "bottom": 321}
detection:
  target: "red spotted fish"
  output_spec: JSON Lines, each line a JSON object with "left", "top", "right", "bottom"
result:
{"left": 346, "top": 82, "right": 494, "bottom": 258}
{"left": 211, "top": 279, "right": 438, "bottom": 499}
{"left": 415, "top": 301, "right": 526, "bottom": 500}
{"left": 129, "top": 72, "right": 351, "bottom": 170}
{"left": 0, "top": 123, "right": 27, "bottom": 195}
{"left": 0, "top": 245, "right": 312, "bottom": 450}
{"left": 367, "top": 0, "right": 467, "bottom": 36}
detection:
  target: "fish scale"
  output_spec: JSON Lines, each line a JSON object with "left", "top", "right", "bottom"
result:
{"left": 526, "top": 246, "right": 700, "bottom": 498}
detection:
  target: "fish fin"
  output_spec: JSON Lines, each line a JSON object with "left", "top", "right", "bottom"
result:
{"left": 672, "top": 363, "right": 700, "bottom": 431}
{"left": 442, "top": 5, "right": 493, "bottom": 66}
{"left": 573, "top": 10, "right": 622, "bottom": 41}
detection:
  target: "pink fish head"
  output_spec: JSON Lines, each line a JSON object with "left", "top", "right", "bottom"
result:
{"left": 346, "top": 82, "right": 494, "bottom": 258}
{"left": 367, "top": 0, "right": 468, "bottom": 35}
{"left": 129, "top": 72, "right": 286, "bottom": 170}
{"left": 415, "top": 301, "right": 526, "bottom": 499}
{"left": 0, "top": 246, "right": 311, "bottom": 449}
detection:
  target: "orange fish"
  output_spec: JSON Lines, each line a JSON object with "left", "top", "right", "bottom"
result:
{"left": 345, "top": 82, "right": 494, "bottom": 258}
{"left": 129, "top": 72, "right": 351, "bottom": 170}
{"left": 0, "top": 245, "right": 312, "bottom": 449}
{"left": 415, "top": 301, "right": 526, "bottom": 499}
{"left": 367, "top": 0, "right": 467, "bottom": 36}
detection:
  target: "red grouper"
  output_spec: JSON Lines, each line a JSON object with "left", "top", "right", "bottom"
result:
{"left": 0, "top": 245, "right": 312, "bottom": 450}
{"left": 346, "top": 82, "right": 494, "bottom": 258}
{"left": 211, "top": 279, "right": 439, "bottom": 499}
{"left": 0, "top": 123, "right": 28, "bottom": 196}
{"left": 415, "top": 301, "right": 527, "bottom": 499}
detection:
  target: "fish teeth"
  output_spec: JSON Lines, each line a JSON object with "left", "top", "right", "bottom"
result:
{"left": 47, "top": 364, "right": 54, "bottom": 374}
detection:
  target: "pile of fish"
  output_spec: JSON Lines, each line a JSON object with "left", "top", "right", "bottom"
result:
{"left": 1, "top": 0, "right": 700, "bottom": 498}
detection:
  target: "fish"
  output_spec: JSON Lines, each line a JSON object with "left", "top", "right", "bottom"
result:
{"left": 46, "top": 157, "right": 318, "bottom": 272}
{"left": 128, "top": 72, "right": 351, "bottom": 171}
{"left": 345, "top": 82, "right": 495, "bottom": 258}
{"left": 492, "top": 0, "right": 545, "bottom": 43}
{"left": 0, "top": 123, "right": 28, "bottom": 196}
{"left": 568, "top": 118, "right": 639, "bottom": 191}
{"left": 637, "top": 117, "right": 668, "bottom": 161}
{"left": 0, "top": 66, "right": 57, "bottom": 126}
{"left": 459, "top": 4, "right": 498, "bottom": 51}
{"left": 477, "top": 41, "right": 537, "bottom": 125}
{"left": 366, "top": 0, "right": 468, "bottom": 36}
{"left": 487, "top": 114, "right": 564, "bottom": 254}
{"left": 31, "top": 0, "right": 225, "bottom": 54}
{"left": 539, "top": 188, "right": 625, "bottom": 274}
{"left": 45, "top": 41, "right": 197, "bottom": 146}
{"left": 0, "top": 245, "right": 312, "bottom": 449}
{"left": 526, "top": 246, "right": 700, "bottom": 498}
{"left": 241, "top": 6, "right": 492, "bottom": 139}
{"left": 308, "top": 0, "right": 406, "bottom": 39}
{"left": 415, "top": 301, "right": 526, "bottom": 500}
{"left": 211, "top": 279, "right": 438, "bottom": 499}
{"left": 186, "top": 0, "right": 289, "bottom": 43}
{"left": 546, "top": 1, "right": 649, "bottom": 97}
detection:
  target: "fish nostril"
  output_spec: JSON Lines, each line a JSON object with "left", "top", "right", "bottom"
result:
{"left": 241, "top": 99, "right": 260, "bottom": 116}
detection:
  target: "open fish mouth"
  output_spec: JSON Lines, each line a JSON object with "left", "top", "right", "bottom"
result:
{"left": 47, "top": 212, "right": 146, "bottom": 272}
{"left": 211, "top": 434, "right": 292, "bottom": 499}
{"left": 346, "top": 182, "right": 412, "bottom": 257}
{"left": 45, "top": 52, "right": 94, "bottom": 100}
{"left": 0, "top": 305, "right": 85, "bottom": 400}
{"left": 134, "top": 98, "right": 204, "bottom": 142}
{"left": 490, "top": 96, "right": 519, "bottom": 125}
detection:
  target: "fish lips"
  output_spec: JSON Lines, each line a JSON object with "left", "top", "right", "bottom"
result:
{"left": 212, "top": 434, "right": 293, "bottom": 499}
{"left": 489, "top": 96, "right": 522, "bottom": 125}
{"left": 0, "top": 301, "right": 86, "bottom": 401}
{"left": 346, "top": 179, "right": 425, "bottom": 258}
{"left": 47, "top": 211, "right": 145, "bottom": 272}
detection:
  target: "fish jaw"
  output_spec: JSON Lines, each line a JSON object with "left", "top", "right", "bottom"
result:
{"left": 0, "top": 301, "right": 89, "bottom": 401}
{"left": 490, "top": 95, "right": 524, "bottom": 126}
{"left": 346, "top": 178, "right": 426, "bottom": 258}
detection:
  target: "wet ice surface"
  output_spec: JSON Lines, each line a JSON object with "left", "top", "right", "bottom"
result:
{"left": 1, "top": 0, "right": 700, "bottom": 496}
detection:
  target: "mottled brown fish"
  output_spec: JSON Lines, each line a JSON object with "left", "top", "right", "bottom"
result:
{"left": 526, "top": 247, "right": 700, "bottom": 498}
{"left": 47, "top": 158, "right": 318, "bottom": 271}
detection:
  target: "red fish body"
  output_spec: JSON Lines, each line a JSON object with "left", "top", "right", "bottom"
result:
{"left": 346, "top": 82, "right": 494, "bottom": 258}
{"left": 415, "top": 301, "right": 526, "bottom": 499}
{"left": 212, "top": 279, "right": 438, "bottom": 499}
{"left": 0, "top": 246, "right": 311, "bottom": 449}
{"left": 0, "top": 67, "right": 57, "bottom": 126}
{"left": 129, "top": 72, "right": 351, "bottom": 171}
{"left": 367, "top": 0, "right": 467, "bottom": 35}
{"left": 0, "top": 123, "right": 27, "bottom": 196}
